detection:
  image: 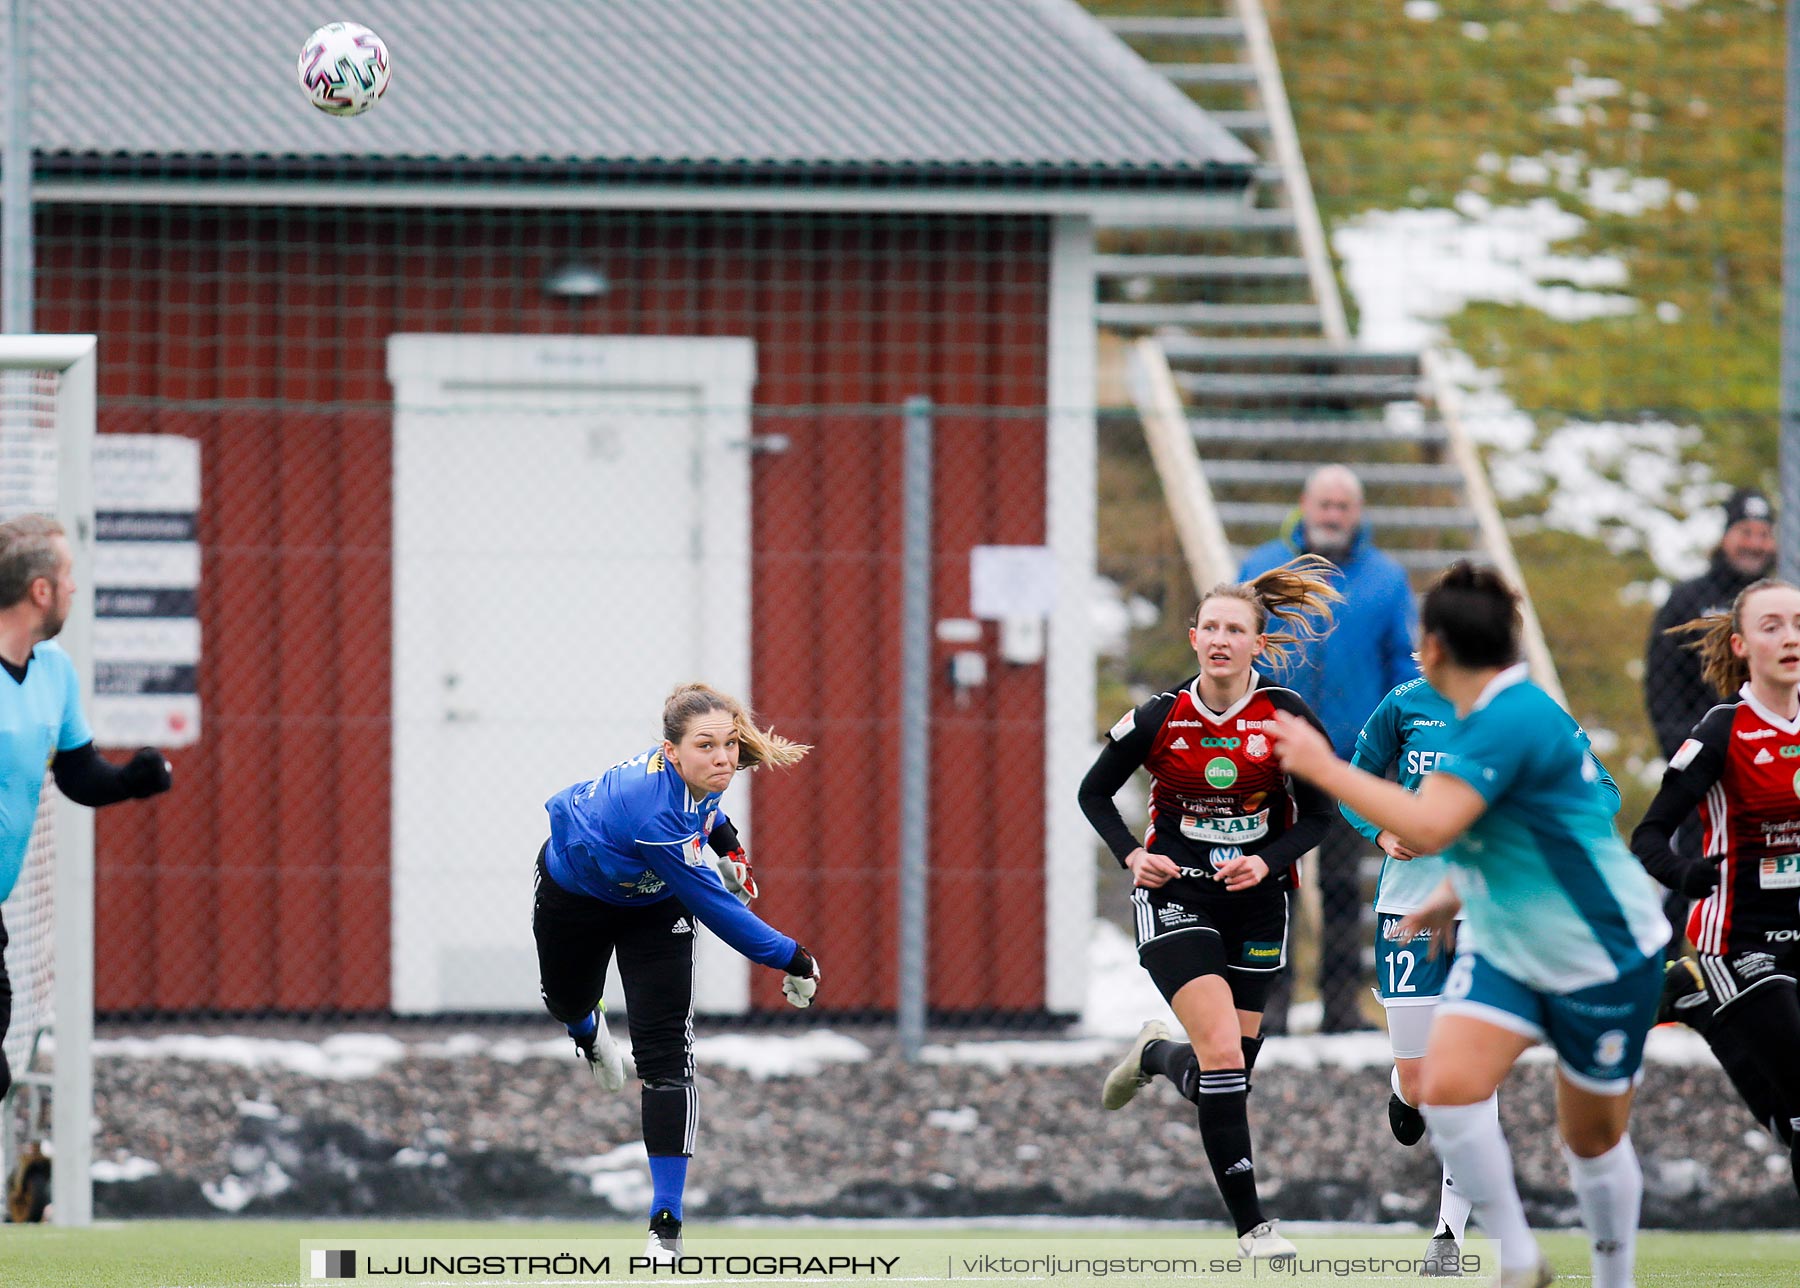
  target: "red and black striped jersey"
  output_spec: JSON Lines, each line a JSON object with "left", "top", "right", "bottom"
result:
{"left": 1654, "top": 688, "right": 1800, "bottom": 954}
{"left": 1080, "top": 672, "right": 1333, "bottom": 895}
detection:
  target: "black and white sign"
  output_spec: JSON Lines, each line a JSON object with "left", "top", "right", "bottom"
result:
{"left": 94, "top": 436, "right": 200, "bottom": 747}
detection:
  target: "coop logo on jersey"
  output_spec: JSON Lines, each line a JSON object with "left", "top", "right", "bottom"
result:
{"left": 1200, "top": 737, "right": 1241, "bottom": 749}
{"left": 1593, "top": 1029, "right": 1627, "bottom": 1070}
{"left": 1205, "top": 756, "right": 1238, "bottom": 788}
{"left": 1781, "top": 745, "right": 1800, "bottom": 759}
{"left": 1243, "top": 733, "right": 1270, "bottom": 762}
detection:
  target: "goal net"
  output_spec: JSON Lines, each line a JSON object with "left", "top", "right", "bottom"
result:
{"left": 0, "top": 337, "right": 96, "bottom": 1226}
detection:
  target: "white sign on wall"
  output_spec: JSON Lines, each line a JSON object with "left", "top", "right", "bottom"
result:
{"left": 93, "top": 436, "right": 201, "bottom": 748}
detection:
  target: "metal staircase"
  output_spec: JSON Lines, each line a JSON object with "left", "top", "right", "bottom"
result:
{"left": 1095, "top": 1, "right": 1563, "bottom": 697}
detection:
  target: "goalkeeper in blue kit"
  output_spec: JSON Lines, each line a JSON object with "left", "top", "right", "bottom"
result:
{"left": 0, "top": 517, "right": 174, "bottom": 1118}
{"left": 534, "top": 682, "right": 821, "bottom": 1262}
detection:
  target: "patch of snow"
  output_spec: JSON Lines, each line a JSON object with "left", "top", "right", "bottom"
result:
{"left": 1333, "top": 197, "right": 1634, "bottom": 352}
{"left": 92, "top": 1156, "right": 161, "bottom": 1183}
{"left": 691, "top": 1030, "right": 872, "bottom": 1079}
{"left": 1462, "top": 21, "right": 1489, "bottom": 39}
{"left": 925, "top": 1107, "right": 980, "bottom": 1133}
{"left": 93, "top": 1033, "right": 407, "bottom": 1081}
{"left": 1403, "top": 0, "right": 1440, "bottom": 19}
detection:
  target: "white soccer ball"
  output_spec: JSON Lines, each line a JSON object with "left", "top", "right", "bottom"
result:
{"left": 297, "top": 22, "right": 391, "bottom": 117}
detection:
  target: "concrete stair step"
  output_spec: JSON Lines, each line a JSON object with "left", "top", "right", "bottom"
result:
{"left": 1100, "top": 16, "right": 1246, "bottom": 39}
{"left": 1175, "top": 370, "right": 1423, "bottom": 399}
{"left": 1217, "top": 501, "right": 1477, "bottom": 530}
{"left": 1152, "top": 63, "right": 1260, "bottom": 85}
{"left": 1203, "top": 460, "right": 1466, "bottom": 487}
{"left": 1094, "top": 254, "right": 1310, "bottom": 279}
{"left": 1191, "top": 418, "right": 1447, "bottom": 445}
{"left": 1098, "top": 302, "right": 1322, "bottom": 328}
{"left": 1094, "top": 206, "right": 1298, "bottom": 232}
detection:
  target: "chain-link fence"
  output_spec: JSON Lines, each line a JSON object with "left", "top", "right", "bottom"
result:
{"left": 0, "top": 0, "right": 1781, "bottom": 1045}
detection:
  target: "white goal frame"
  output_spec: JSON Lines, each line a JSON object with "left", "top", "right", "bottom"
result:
{"left": 0, "top": 335, "right": 97, "bottom": 1226}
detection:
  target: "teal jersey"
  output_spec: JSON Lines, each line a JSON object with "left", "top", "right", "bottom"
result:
{"left": 0, "top": 642, "right": 92, "bottom": 903}
{"left": 1433, "top": 665, "right": 1663, "bottom": 993}
{"left": 1345, "top": 678, "right": 1458, "bottom": 913}
{"left": 1347, "top": 675, "right": 1622, "bottom": 914}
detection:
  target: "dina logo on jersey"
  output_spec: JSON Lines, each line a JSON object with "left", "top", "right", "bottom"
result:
{"left": 1793, "top": 767, "right": 1800, "bottom": 802}
{"left": 1204, "top": 756, "right": 1238, "bottom": 788}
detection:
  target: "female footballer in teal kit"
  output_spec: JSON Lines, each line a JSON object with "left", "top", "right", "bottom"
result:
{"left": 1272, "top": 563, "right": 1666, "bottom": 1288}
{"left": 1345, "top": 674, "right": 1619, "bottom": 1272}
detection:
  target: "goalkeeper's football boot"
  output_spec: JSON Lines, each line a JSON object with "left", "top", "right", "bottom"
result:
{"left": 1420, "top": 1229, "right": 1462, "bottom": 1277}
{"left": 1101, "top": 1019, "right": 1172, "bottom": 1110}
{"left": 573, "top": 1005, "right": 627, "bottom": 1093}
{"left": 1389, "top": 1091, "right": 1427, "bottom": 1146}
{"left": 1654, "top": 956, "right": 1713, "bottom": 1031}
{"left": 1235, "top": 1220, "right": 1297, "bottom": 1262}
{"left": 645, "top": 1209, "right": 684, "bottom": 1264}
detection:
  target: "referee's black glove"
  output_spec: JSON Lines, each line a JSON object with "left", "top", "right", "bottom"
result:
{"left": 120, "top": 747, "right": 173, "bottom": 799}
{"left": 1674, "top": 859, "right": 1718, "bottom": 898}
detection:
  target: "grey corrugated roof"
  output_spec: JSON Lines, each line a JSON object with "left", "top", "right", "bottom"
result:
{"left": 21, "top": 0, "right": 1254, "bottom": 183}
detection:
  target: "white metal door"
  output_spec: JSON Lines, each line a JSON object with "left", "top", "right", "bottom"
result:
{"left": 388, "top": 336, "right": 755, "bottom": 1014}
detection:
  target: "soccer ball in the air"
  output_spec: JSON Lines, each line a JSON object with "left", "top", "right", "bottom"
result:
{"left": 297, "top": 22, "right": 391, "bottom": 117}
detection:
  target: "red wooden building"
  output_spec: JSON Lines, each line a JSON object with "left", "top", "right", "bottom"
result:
{"left": 28, "top": 0, "right": 1252, "bottom": 1018}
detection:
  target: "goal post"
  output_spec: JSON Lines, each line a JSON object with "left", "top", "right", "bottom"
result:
{"left": 0, "top": 334, "right": 96, "bottom": 1226}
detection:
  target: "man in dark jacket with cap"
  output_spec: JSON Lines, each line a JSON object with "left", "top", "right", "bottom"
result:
{"left": 1645, "top": 487, "right": 1778, "bottom": 759}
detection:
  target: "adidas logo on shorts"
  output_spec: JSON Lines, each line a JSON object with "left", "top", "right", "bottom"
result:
{"left": 671, "top": 917, "right": 693, "bottom": 935}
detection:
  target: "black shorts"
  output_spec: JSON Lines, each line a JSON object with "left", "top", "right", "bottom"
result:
{"left": 1698, "top": 943, "right": 1800, "bottom": 1016}
{"left": 1131, "top": 881, "right": 1288, "bottom": 1013}
{"left": 532, "top": 844, "right": 698, "bottom": 1083}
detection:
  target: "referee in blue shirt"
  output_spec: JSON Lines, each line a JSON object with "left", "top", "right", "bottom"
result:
{"left": 0, "top": 516, "right": 172, "bottom": 1112}
{"left": 535, "top": 682, "right": 821, "bottom": 1262}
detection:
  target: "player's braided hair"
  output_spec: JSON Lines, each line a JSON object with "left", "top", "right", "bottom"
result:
{"left": 0, "top": 514, "right": 64, "bottom": 610}
{"left": 1668, "top": 578, "right": 1798, "bottom": 698}
{"left": 662, "top": 682, "right": 811, "bottom": 769}
{"left": 1195, "top": 554, "right": 1342, "bottom": 667}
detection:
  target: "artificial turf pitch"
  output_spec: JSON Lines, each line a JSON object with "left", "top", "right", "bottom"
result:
{"left": 0, "top": 1222, "right": 1793, "bottom": 1287}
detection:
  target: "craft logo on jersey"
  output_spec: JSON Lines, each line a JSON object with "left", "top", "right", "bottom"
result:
{"left": 1205, "top": 756, "right": 1238, "bottom": 788}
{"left": 1243, "top": 732, "right": 1270, "bottom": 762}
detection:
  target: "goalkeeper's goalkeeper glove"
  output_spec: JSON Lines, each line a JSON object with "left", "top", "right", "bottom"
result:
{"left": 782, "top": 945, "right": 821, "bottom": 1009}
{"left": 715, "top": 846, "right": 758, "bottom": 904}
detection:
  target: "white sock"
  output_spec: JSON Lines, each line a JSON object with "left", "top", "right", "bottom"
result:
{"left": 1391, "top": 1064, "right": 1410, "bottom": 1103}
{"left": 1563, "top": 1135, "right": 1642, "bottom": 1288}
{"left": 1436, "top": 1094, "right": 1493, "bottom": 1243}
{"left": 1423, "top": 1100, "right": 1539, "bottom": 1273}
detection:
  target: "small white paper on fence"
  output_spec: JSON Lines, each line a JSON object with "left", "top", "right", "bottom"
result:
{"left": 970, "top": 544, "right": 1057, "bottom": 620}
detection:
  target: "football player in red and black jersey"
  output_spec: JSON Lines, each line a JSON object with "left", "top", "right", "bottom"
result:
{"left": 1631, "top": 579, "right": 1800, "bottom": 1196}
{"left": 1080, "top": 557, "right": 1339, "bottom": 1261}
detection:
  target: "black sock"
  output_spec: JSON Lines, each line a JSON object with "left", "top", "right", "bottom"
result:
{"left": 641, "top": 1077, "right": 696, "bottom": 1157}
{"left": 1142, "top": 1038, "right": 1201, "bottom": 1103}
{"left": 1196, "top": 1069, "right": 1264, "bottom": 1236}
{"left": 1240, "top": 1035, "right": 1264, "bottom": 1088}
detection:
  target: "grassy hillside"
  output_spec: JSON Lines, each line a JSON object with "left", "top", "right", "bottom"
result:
{"left": 1086, "top": 0, "right": 1783, "bottom": 816}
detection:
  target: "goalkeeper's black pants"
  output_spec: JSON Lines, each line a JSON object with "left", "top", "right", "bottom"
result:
{"left": 0, "top": 908, "right": 10, "bottom": 1104}
{"left": 533, "top": 845, "right": 699, "bottom": 1156}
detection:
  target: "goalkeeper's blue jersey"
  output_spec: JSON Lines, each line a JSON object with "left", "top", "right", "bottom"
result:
{"left": 0, "top": 642, "right": 91, "bottom": 904}
{"left": 1433, "top": 665, "right": 1665, "bottom": 994}
{"left": 544, "top": 745, "right": 796, "bottom": 969}
{"left": 1346, "top": 676, "right": 1622, "bottom": 914}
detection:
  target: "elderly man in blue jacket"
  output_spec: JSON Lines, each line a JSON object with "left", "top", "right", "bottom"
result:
{"left": 1239, "top": 464, "right": 1418, "bottom": 1033}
